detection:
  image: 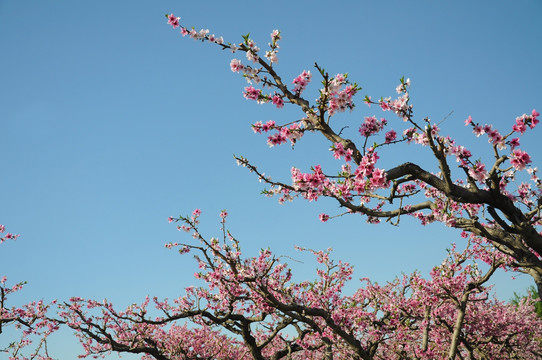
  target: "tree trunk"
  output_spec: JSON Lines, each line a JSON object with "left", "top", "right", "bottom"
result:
{"left": 448, "top": 295, "right": 468, "bottom": 359}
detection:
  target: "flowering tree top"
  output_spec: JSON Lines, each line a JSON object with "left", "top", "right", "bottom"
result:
{"left": 164, "top": 13, "right": 542, "bottom": 299}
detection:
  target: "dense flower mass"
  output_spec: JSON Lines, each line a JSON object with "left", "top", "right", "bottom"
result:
{"left": 48, "top": 213, "right": 542, "bottom": 359}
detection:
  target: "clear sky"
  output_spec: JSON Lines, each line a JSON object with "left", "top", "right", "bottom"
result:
{"left": 1, "top": 1, "right": 541, "bottom": 358}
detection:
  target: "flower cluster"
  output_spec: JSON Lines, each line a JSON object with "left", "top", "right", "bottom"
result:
{"left": 252, "top": 120, "right": 304, "bottom": 147}
{"left": 57, "top": 211, "right": 542, "bottom": 359}
{"left": 1, "top": 226, "right": 58, "bottom": 358}
{"left": 292, "top": 70, "right": 312, "bottom": 94}
{"left": 359, "top": 116, "right": 387, "bottom": 137}
{"left": 330, "top": 142, "right": 353, "bottom": 162}
{"left": 510, "top": 149, "right": 532, "bottom": 171}
{"left": 0, "top": 223, "right": 19, "bottom": 243}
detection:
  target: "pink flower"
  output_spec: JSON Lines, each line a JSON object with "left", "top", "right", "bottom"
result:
{"left": 230, "top": 59, "right": 243, "bottom": 73}
{"left": 344, "top": 149, "right": 353, "bottom": 162}
{"left": 468, "top": 162, "right": 487, "bottom": 183}
{"left": 512, "top": 118, "right": 527, "bottom": 134}
{"left": 464, "top": 116, "right": 472, "bottom": 126}
{"left": 252, "top": 121, "right": 263, "bottom": 133}
{"left": 472, "top": 125, "right": 484, "bottom": 137}
{"left": 246, "top": 49, "right": 259, "bottom": 63}
{"left": 509, "top": 137, "right": 520, "bottom": 150}
{"left": 265, "top": 50, "right": 278, "bottom": 64}
{"left": 167, "top": 14, "right": 180, "bottom": 29}
{"left": 530, "top": 109, "right": 540, "bottom": 128}
{"left": 487, "top": 129, "right": 502, "bottom": 144}
{"left": 359, "top": 116, "right": 386, "bottom": 137}
{"left": 380, "top": 100, "right": 390, "bottom": 111}
{"left": 292, "top": 70, "right": 311, "bottom": 93}
{"left": 370, "top": 168, "right": 387, "bottom": 189}
{"left": 270, "top": 29, "right": 281, "bottom": 41}
{"left": 261, "top": 120, "right": 275, "bottom": 132}
{"left": 319, "top": 214, "right": 329, "bottom": 222}
{"left": 267, "top": 131, "right": 287, "bottom": 146}
{"left": 331, "top": 142, "right": 346, "bottom": 160}
{"left": 510, "top": 149, "right": 532, "bottom": 171}
{"left": 192, "top": 209, "right": 201, "bottom": 217}
{"left": 243, "top": 86, "right": 261, "bottom": 101}
{"left": 385, "top": 130, "right": 397, "bottom": 143}
{"left": 168, "top": 217, "right": 174, "bottom": 223}
{"left": 272, "top": 95, "right": 284, "bottom": 108}
{"left": 330, "top": 142, "right": 353, "bottom": 162}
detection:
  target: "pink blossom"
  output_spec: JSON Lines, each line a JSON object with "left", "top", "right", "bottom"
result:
{"left": 246, "top": 50, "right": 259, "bottom": 63}
{"left": 532, "top": 109, "right": 540, "bottom": 128}
{"left": 319, "top": 213, "right": 329, "bottom": 222}
{"left": 395, "top": 78, "right": 410, "bottom": 94}
{"left": 247, "top": 39, "right": 259, "bottom": 51}
{"left": 487, "top": 129, "right": 502, "bottom": 144}
{"left": 510, "top": 149, "right": 532, "bottom": 170}
{"left": 261, "top": 120, "right": 275, "bottom": 132}
{"left": 270, "top": 29, "right": 281, "bottom": 41}
{"left": 189, "top": 29, "right": 197, "bottom": 39}
{"left": 167, "top": 14, "right": 180, "bottom": 29}
{"left": 370, "top": 168, "right": 387, "bottom": 189}
{"left": 265, "top": 50, "right": 278, "bottom": 64}
{"left": 380, "top": 99, "right": 390, "bottom": 111}
{"left": 272, "top": 95, "right": 284, "bottom": 108}
{"left": 473, "top": 125, "right": 484, "bottom": 137}
{"left": 331, "top": 142, "right": 346, "bottom": 160}
{"left": 468, "top": 162, "right": 487, "bottom": 183}
{"left": 198, "top": 29, "right": 209, "bottom": 39}
{"left": 252, "top": 121, "right": 263, "bottom": 133}
{"left": 267, "top": 131, "right": 287, "bottom": 146}
{"left": 464, "top": 116, "right": 472, "bottom": 126}
{"left": 514, "top": 110, "right": 540, "bottom": 132}
{"left": 359, "top": 116, "right": 387, "bottom": 137}
{"left": 230, "top": 59, "right": 243, "bottom": 72}
{"left": 512, "top": 118, "right": 527, "bottom": 134}
{"left": 243, "top": 86, "right": 261, "bottom": 101}
{"left": 385, "top": 130, "right": 397, "bottom": 143}
{"left": 292, "top": 70, "right": 311, "bottom": 93}
{"left": 509, "top": 137, "right": 520, "bottom": 150}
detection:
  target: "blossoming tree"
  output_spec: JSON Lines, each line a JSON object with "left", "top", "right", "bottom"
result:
{"left": 2, "top": 12, "right": 542, "bottom": 360}
{"left": 1, "top": 226, "right": 56, "bottom": 359}
{"left": 52, "top": 211, "right": 542, "bottom": 359}
{"left": 164, "top": 14, "right": 542, "bottom": 299}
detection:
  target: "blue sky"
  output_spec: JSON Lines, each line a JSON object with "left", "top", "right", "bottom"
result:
{"left": 1, "top": 1, "right": 541, "bottom": 358}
